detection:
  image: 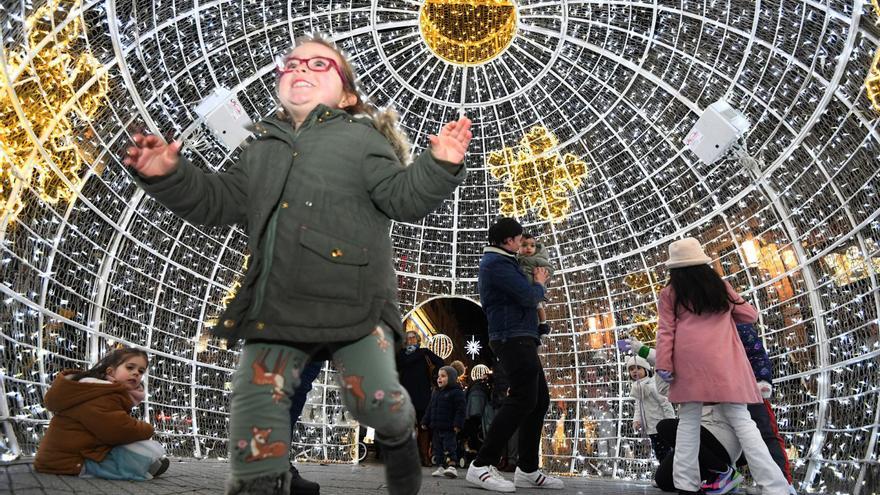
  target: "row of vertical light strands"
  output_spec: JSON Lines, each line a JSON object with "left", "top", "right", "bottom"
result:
{"left": 1, "top": 1, "right": 879, "bottom": 493}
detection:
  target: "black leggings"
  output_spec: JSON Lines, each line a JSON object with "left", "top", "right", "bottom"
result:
{"left": 653, "top": 418, "right": 731, "bottom": 492}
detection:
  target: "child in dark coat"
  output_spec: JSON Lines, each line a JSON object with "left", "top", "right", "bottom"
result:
{"left": 422, "top": 366, "right": 466, "bottom": 479}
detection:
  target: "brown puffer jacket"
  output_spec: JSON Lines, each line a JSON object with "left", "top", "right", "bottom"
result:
{"left": 34, "top": 371, "right": 154, "bottom": 475}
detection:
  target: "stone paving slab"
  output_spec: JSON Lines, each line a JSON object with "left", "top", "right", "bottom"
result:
{"left": 1, "top": 459, "right": 663, "bottom": 494}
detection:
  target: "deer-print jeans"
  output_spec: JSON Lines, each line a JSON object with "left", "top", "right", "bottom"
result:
{"left": 228, "top": 324, "right": 415, "bottom": 480}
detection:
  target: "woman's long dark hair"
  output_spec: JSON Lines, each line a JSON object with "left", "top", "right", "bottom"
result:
{"left": 71, "top": 347, "right": 149, "bottom": 382}
{"left": 668, "top": 265, "right": 744, "bottom": 317}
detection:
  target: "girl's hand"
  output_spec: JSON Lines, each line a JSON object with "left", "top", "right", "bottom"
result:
{"left": 632, "top": 419, "right": 641, "bottom": 431}
{"left": 656, "top": 370, "right": 674, "bottom": 383}
{"left": 124, "top": 133, "right": 182, "bottom": 178}
{"left": 428, "top": 116, "right": 473, "bottom": 164}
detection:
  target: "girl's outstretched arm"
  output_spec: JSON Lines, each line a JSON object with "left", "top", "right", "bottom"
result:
{"left": 124, "top": 134, "right": 181, "bottom": 178}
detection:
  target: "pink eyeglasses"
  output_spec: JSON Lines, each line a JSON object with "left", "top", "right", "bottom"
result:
{"left": 275, "top": 55, "right": 348, "bottom": 86}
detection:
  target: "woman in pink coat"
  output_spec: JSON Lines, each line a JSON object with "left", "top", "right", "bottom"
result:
{"left": 655, "top": 238, "right": 789, "bottom": 495}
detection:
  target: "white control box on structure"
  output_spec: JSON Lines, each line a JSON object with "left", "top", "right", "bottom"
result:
{"left": 194, "top": 87, "right": 254, "bottom": 150}
{"left": 683, "top": 99, "right": 750, "bottom": 165}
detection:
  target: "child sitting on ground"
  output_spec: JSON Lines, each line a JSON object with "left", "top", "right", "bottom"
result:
{"left": 35, "top": 347, "right": 169, "bottom": 481}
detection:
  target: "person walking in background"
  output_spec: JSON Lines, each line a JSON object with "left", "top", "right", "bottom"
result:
{"left": 126, "top": 33, "right": 471, "bottom": 495}
{"left": 466, "top": 217, "right": 563, "bottom": 492}
{"left": 397, "top": 330, "right": 445, "bottom": 466}
{"left": 422, "top": 366, "right": 466, "bottom": 479}
{"left": 654, "top": 237, "right": 789, "bottom": 495}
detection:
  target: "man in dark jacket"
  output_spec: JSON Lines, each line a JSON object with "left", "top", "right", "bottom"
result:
{"left": 465, "top": 218, "right": 564, "bottom": 492}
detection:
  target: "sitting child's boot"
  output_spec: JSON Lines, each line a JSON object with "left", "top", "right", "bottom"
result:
{"left": 380, "top": 435, "right": 422, "bottom": 495}
{"left": 149, "top": 457, "right": 170, "bottom": 478}
{"left": 226, "top": 471, "right": 291, "bottom": 495}
{"left": 289, "top": 465, "right": 320, "bottom": 495}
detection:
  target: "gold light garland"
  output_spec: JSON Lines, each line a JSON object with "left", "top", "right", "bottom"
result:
{"left": 419, "top": 0, "right": 517, "bottom": 66}
{"left": 623, "top": 272, "right": 664, "bottom": 344}
{"left": 822, "top": 242, "right": 880, "bottom": 287}
{"left": 487, "top": 126, "right": 589, "bottom": 223}
{"left": 0, "top": 0, "right": 108, "bottom": 228}
{"left": 869, "top": 0, "right": 880, "bottom": 112}
{"left": 552, "top": 412, "right": 567, "bottom": 455}
{"left": 428, "top": 333, "right": 454, "bottom": 359}
{"left": 867, "top": 46, "right": 880, "bottom": 113}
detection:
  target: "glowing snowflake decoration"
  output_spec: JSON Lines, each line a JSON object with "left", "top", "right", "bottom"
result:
{"left": 486, "top": 126, "right": 588, "bottom": 223}
{"left": 465, "top": 336, "right": 482, "bottom": 359}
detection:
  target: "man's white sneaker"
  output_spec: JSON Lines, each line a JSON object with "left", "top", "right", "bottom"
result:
{"left": 466, "top": 462, "right": 516, "bottom": 492}
{"left": 444, "top": 466, "right": 458, "bottom": 478}
{"left": 432, "top": 467, "right": 446, "bottom": 477}
{"left": 513, "top": 467, "right": 564, "bottom": 489}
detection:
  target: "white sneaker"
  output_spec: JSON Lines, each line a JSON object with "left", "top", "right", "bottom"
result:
{"left": 513, "top": 467, "right": 564, "bottom": 489}
{"left": 466, "top": 462, "right": 516, "bottom": 492}
{"left": 444, "top": 466, "right": 458, "bottom": 478}
{"left": 432, "top": 467, "right": 446, "bottom": 477}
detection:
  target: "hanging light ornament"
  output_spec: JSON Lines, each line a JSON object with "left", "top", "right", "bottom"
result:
{"left": 470, "top": 364, "right": 490, "bottom": 381}
{"left": 487, "top": 126, "right": 589, "bottom": 223}
{"left": 428, "top": 333, "right": 454, "bottom": 359}
{"left": 465, "top": 335, "right": 482, "bottom": 359}
{"left": 0, "top": 0, "right": 109, "bottom": 230}
{"left": 419, "top": 0, "right": 517, "bottom": 66}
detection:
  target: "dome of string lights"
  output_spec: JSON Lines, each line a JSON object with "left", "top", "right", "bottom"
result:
{"left": 1, "top": 1, "right": 879, "bottom": 493}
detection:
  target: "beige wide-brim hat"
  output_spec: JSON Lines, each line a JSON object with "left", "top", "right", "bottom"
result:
{"left": 666, "top": 237, "right": 712, "bottom": 269}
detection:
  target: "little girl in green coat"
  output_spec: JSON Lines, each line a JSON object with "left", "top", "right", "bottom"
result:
{"left": 125, "top": 35, "right": 472, "bottom": 495}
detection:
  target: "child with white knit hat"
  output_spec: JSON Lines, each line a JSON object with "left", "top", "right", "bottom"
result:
{"left": 626, "top": 355, "right": 676, "bottom": 462}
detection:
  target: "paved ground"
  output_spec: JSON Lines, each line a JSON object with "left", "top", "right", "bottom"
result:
{"left": 0, "top": 459, "right": 664, "bottom": 494}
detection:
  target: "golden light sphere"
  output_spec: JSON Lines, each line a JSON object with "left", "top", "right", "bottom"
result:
{"left": 428, "top": 333, "right": 454, "bottom": 359}
{"left": 471, "top": 364, "right": 490, "bottom": 381}
{"left": 419, "top": 0, "right": 517, "bottom": 66}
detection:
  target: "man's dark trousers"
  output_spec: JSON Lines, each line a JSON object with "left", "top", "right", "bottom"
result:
{"left": 474, "top": 336, "right": 549, "bottom": 473}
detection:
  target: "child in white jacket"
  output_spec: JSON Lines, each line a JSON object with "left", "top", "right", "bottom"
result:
{"left": 627, "top": 355, "right": 676, "bottom": 461}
